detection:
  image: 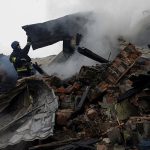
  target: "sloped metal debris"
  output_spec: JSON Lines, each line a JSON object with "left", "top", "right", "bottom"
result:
{"left": 0, "top": 77, "right": 58, "bottom": 149}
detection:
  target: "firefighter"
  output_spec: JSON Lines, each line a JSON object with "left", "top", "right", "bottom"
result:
{"left": 9, "top": 37, "right": 34, "bottom": 79}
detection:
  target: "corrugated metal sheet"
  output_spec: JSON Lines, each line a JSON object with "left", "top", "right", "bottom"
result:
{"left": 0, "top": 78, "right": 58, "bottom": 149}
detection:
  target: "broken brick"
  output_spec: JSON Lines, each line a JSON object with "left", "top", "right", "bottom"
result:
{"left": 86, "top": 108, "right": 98, "bottom": 120}
{"left": 56, "top": 109, "right": 73, "bottom": 126}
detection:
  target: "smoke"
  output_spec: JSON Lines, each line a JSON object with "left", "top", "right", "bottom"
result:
{"left": 44, "top": 51, "right": 96, "bottom": 79}
{"left": 78, "top": 0, "right": 150, "bottom": 56}
{"left": 46, "top": 0, "right": 150, "bottom": 79}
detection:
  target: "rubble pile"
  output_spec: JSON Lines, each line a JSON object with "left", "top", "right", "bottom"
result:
{"left": 0, "top": 42, "right": 149, "bottom": 150}
{"left": 35, "top": 42, "right": 149, "bottom": 150}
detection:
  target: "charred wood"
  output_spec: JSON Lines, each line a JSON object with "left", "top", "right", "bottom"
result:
{"left": 69, "top": 86, "right": 90, "bottom": 119}
{"left": 29, "top": 138, "right": 80, "bottom": 150}
{"left": 77, "top": 47, "right": 109, "bottom": 63}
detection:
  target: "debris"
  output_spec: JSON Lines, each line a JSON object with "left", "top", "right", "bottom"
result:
{"left": 102, "top": 138, "right": 111, "bottom": 144}
{"left": 115, "top": 99, "right": 138, "bottom": 120}
{"left": 70, "top": 86, "right": 90, "bottom": 119}
{"left": 128, "top": 115, "right": 150, "bottom": 123}
{"left": 86, "top": 108, "right": 98, "bottom": 120}
{"left": 138, "top": 139, "right": 150, "bottom": 150}
{"left": 52, "top": 138, "right": 99, "bottom": 150}
{"left": 29, "top": 138, "right": 80, "bottom": 150}
{"left": 118, "top": 73, "right": 150, "bottom": 102}
{"left": 56, "top": 109, "right": 73, "bottom": 126}
{"left": 32, "top": 62, "right": 48, "bottom": 75}
{"left": 92, "top": 43, "right": 142, "bottom": 100}
{"left": 96, "top": 144, "right": 107, "bottom": 150}
{"left": 77, "top": 47, "right": 109, "bottom": 63}
{"left": 0, "top": 40, "right": 149, "bottom": 150}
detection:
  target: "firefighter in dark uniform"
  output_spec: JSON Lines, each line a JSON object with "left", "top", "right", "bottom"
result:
{"left": 9, "top": 38, "right": 34, "bottom": 79}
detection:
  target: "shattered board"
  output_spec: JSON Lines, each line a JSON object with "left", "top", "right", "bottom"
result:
{"left": 0, "top": 78, "right": 58, "bottom": 148}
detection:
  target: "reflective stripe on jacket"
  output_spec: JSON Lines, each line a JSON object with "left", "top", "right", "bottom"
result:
{"left": 16, "top": 67, "right": 28, "bottom": 72}
{"left": 11, "top": 57, "right": 16, "bottom": 63}
{"left": 16, "top": 63, "right": 33, "bottom": 72}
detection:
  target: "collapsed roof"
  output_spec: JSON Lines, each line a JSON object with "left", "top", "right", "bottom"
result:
{"left": 22, "top": 12, "right": 92, "bottom": 50}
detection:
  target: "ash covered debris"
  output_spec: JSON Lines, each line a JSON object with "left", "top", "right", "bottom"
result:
{"left": 51, "top": 42, "right": 149, "bottom": 148}
{"left": 40, "top": 42, "right": 150, "bottom": 150}
{"left": 0, "top": 41, "right": 149, "bottom": 150}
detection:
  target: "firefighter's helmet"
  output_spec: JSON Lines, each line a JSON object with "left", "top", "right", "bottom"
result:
{"left": 11, "top": 41, "right": 19, "bottom": 49}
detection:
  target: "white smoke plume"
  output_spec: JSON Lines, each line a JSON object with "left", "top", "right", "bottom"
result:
{"left": 46, "top": 0, "right": 150, "bottom": 79}
{"left": 44, "top": 51, "right": 96, "bottom": 79}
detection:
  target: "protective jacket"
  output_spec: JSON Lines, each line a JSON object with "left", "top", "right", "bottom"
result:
{"left": 9, "top": 43, "right": 32, "bottom": 76}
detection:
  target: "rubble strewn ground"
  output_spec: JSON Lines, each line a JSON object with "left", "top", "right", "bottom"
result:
{"left": 0, "top": 41, "right": 150, "bottom": 150}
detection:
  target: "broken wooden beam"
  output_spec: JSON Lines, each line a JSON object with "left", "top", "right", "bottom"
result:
{"left": 69, "top": 86, "right": 90, "bottom": 119}
{"left": 77, "top": 47, "right": 109, "bottom": 63}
